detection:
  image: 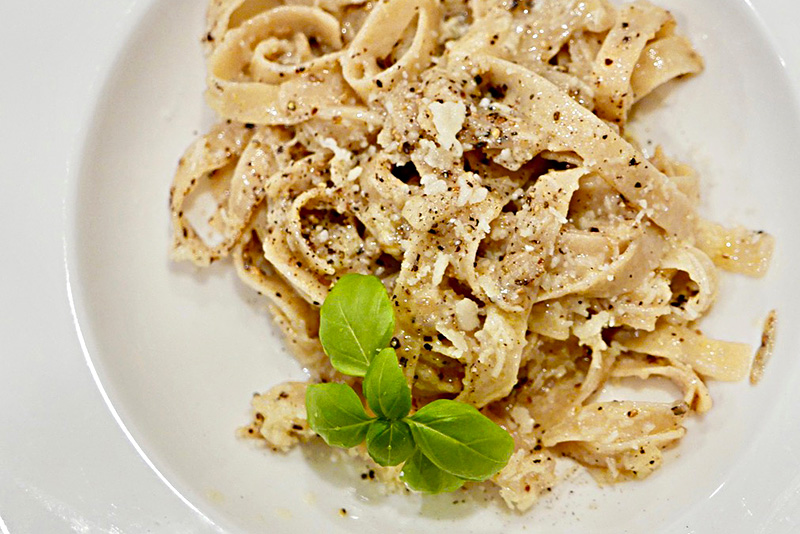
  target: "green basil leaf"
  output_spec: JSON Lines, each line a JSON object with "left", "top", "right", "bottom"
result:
{"left": 319, "top": 274, "right": 395, "bottom": 377}
{"left": 365, "top": 419, "right": 416, "bottom": 467}
{"left": 400, "top": 449, "right": 465, "bottom": 494}
{"left": 363, "top": 348, "right": 411, "bottom": 420}
{"left": 406, "top": 399, "right": 514, "bottom": 481}
{"left": 305, "top": 383, "right": 373, "bottom": 448}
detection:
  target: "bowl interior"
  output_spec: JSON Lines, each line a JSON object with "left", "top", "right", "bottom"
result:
{"left": 68, "top": 1, "right": 800, "bottom": 532}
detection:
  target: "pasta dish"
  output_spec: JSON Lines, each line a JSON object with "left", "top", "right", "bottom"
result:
{"left": 169, "top": 0, "right": 775, "bottom": 510}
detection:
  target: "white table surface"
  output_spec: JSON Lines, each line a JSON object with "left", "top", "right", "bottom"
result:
{"left": 1, "top": 1, "right": 798, "bottom": 532}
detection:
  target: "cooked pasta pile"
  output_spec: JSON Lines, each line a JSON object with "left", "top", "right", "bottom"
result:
{"left": 169, "top": 0, "right": 775, "bottom": 510}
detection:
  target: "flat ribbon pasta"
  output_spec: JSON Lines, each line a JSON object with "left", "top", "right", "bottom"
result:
{"left": 169, "top": 0, "right": 775, "bottom": 511}
{"left": 207, "top": 6, "right": 380, "bottom": 125}
{"left": 170, "top": 121, "right": 254, "bottom": 265}
{"left": 341, "top": 0, "right": 441, "bottom": 99}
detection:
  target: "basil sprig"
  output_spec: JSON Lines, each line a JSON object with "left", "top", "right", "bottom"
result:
{"left": 305, "top": 274, "right": 514, "bottom": 493}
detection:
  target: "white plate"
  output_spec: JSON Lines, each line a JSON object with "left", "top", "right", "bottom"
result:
{"left": 3, "top": 1, "right": 800, "bottom": 532}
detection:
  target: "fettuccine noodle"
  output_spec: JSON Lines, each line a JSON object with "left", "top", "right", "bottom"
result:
{"left": 170, "top": 0, "right": 775, "bottom": 510}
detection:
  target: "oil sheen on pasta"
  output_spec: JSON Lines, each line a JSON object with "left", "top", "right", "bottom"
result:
{"left": 169, "top": 0, "right": 774, "bottom": 510}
